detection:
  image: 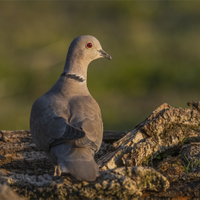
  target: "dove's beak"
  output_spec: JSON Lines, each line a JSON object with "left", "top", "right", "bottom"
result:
{"left": 98, "top": 49, "right": 112, "bottom": 60}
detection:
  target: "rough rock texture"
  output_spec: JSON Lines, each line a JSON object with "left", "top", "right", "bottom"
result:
{"left": 97, "top": 103, "right": 200, "bottom": 170}
{"left": 1, "top": 102, "right": 200, "bottom": 198}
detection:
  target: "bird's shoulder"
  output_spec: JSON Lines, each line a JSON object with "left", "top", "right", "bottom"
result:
{"left": 68, "top": 95, "right": 102, "bottom": 123}
{"left": 69, "top": 95, "right": 101, "bottom": 112}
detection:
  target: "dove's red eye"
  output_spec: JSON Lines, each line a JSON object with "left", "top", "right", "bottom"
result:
{"left": 87, "top": 43, "right": 92, "bottom": 48}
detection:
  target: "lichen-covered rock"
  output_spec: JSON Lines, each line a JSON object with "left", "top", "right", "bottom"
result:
{"left": 113, "top": 166, "right": 169, "bottom": 191}
{"left": 98, "top": 103, "right": 200, "bottom": 169}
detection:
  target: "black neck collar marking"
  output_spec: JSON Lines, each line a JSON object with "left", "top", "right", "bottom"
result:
{"left": 60, "top": 72, "right": 85, "bottom": 82}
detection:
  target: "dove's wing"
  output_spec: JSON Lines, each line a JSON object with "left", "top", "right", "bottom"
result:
{"left": 30, "top": 94, "right": 103, "bottom": 152}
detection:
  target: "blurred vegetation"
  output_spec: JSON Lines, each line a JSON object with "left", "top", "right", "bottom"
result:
{"left": 1, "top": 2, "right": 200, "bottom": 131}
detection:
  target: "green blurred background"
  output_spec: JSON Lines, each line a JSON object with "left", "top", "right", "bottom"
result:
{"left": 1, "top": 1, "right": 200, "bottom": 131}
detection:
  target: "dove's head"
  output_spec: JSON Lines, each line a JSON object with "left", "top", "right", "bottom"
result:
{"left": 66, "top": 35, "right": 111, "bottom": 64}
{"left": 64, "top": 35, "right": 111, "bottom": 80}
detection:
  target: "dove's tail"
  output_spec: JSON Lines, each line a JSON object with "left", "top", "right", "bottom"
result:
{"left": 50, "top": 143, "right": 99, "bottom": 181}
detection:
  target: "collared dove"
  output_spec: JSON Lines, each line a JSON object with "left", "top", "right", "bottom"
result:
{"left": 30, "top": 35, "right": 112, "bottom": 181}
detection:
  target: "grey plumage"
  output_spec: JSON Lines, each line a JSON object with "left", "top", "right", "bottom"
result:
{"left": 30, "top": 35, "right": 111, "bottom": 181}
